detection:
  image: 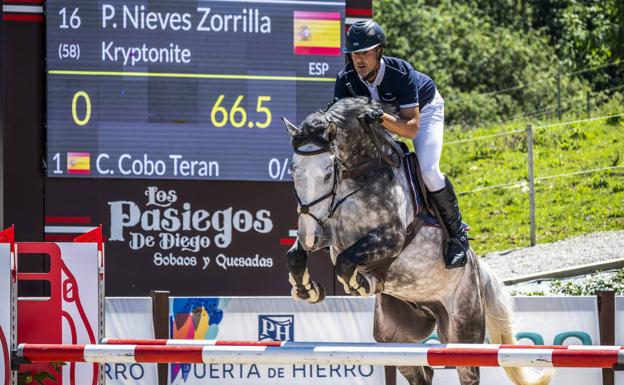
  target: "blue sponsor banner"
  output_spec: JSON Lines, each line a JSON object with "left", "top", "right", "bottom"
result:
{"left": 167, "top": 296, "right": 382, "bottom": 385}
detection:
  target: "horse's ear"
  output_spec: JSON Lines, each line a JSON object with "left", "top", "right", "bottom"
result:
{"left": 282, "top": 117, "right": 300, "bottom": 137}
{"left": 327, "top": 121, "right": 337, "bottom": 141}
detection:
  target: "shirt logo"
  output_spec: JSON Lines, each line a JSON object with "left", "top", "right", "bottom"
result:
{"left": 258, "top": 315, "right": 294, "bottom": 341}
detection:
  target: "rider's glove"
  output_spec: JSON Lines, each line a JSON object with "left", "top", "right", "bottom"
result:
{"left": 359, "top": 109, "right": 384, "bottom": 124}
{"left": 323, "top": 97, "right": 340, "bottom": 112}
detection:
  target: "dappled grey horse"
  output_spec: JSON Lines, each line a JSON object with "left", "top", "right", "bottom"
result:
{"left": 283, "top": 97, "right": 553, "bottom": 385}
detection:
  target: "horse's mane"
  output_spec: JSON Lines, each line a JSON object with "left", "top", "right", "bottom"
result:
{"left": 298, "top": 97, "right": 397, "bottom": 166}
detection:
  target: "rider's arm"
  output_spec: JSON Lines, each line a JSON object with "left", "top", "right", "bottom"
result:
{"left": 381, "top": 107, "right": 419, "bottom": 138}
{"left": 381, "top": 63, "right": 421, "bottom": 138}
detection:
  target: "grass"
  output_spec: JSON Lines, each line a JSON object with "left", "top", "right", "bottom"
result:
{"left": 442, "top": 112, "right": 624, "bottom": 255}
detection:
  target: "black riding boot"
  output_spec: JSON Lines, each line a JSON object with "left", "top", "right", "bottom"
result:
{"left": 430, "top": 177, "right": 469, "bottom": 269}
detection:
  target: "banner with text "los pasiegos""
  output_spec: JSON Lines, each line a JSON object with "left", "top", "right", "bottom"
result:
{"left": 45, "top": 178, "right": 336, "bottom": 296}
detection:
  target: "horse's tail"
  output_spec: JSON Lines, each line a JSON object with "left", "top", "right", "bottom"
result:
{"left": 479, "top": 260, "right": 554, "bottom": 385}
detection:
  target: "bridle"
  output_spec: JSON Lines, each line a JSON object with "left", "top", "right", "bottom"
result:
{"left": 294, "top": 156, "right": 338, "bottom": 225}
{"left": 292, "top": 121, "right": 397, "bottom": 227}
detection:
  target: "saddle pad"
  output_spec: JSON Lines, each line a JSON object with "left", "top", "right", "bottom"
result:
{"left": 398, "top": 143, "right": 438, "bottom": 226}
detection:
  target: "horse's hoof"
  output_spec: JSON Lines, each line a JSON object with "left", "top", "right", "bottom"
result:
{"left": 302, "top": 281, "right": 325, "bottom": 304}
{"left": 312, "top": 281, "right": 326, "bottom": 303}
{"left": 338, "top": 270, "right": 378, "bottom": 297}
{"left": 355, "top": 273, "right": 377, "bottom": 297}
{"left": 290, "top": 285, "right": 317, "bottom": 303}
{"left": 290, "top": 285, "right": 303, "bottom": 301}
{"left": 289, "top": 277, "right": 325, "bottom": 304}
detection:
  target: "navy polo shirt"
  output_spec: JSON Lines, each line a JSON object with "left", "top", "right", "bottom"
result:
{"left": 334, "top": 56, "right": 436, "bottom": 110}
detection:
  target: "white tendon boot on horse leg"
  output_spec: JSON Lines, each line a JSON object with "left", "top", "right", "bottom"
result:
{"left": 336, "top": 269, "right": 378, "bottom": 297}
{"left": 288, "top": 269, "right": 326, "bottom": 304}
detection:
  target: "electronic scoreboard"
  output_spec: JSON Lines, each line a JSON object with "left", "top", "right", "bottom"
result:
{"left": 46, "top": 0, "right": 345, "bottom": 181}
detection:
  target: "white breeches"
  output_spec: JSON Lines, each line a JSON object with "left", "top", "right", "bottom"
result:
{"left": 414, "top": 90, "right": 445, "bottom": 191}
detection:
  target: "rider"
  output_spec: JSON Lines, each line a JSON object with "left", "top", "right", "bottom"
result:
{"left": 334, "top": 20, "right": 468, "bottom": 269}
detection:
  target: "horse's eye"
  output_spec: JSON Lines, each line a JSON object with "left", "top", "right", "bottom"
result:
{"left": 324, "top": 173, "right": 332, "bottom": 182}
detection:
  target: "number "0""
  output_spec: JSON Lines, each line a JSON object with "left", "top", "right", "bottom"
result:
{"left": 72, "top": 91, "right": 91, "bottom": 126}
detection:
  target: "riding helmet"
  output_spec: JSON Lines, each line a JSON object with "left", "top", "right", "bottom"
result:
{"left": 343, "top": 20, "right": 386, "bottom": 53}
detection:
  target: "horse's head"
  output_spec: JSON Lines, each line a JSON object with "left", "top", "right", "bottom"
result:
{"left": 283, "top": 97, "right": 395, "bottom": 250}
{"left": 282, "top": 111, "right": 338, "bottom": 250}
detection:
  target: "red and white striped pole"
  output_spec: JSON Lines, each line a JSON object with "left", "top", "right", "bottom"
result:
{"left": 100, "top": 338, "right": 624, "bottom": 351}
{"left": 17, "top": 342, "right": 624, "bottom": 368}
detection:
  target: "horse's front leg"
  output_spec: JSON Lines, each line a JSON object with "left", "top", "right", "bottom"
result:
{"left": 334, "top": 253, "right": 379, "bottom": 297}
{"left": 334, "top": 226, "right": 400, "bottom": 297}
{"left": 286, "top": 240, "right": 326, "bottom": 303}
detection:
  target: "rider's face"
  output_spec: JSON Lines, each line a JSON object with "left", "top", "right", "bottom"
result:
{"left": 351, "top": 47, "right": 381, "bottom": 79}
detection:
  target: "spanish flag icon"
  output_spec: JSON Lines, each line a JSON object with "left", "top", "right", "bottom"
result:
{"left": 293, "top": 11, "right": 341, "bottom": 56}
{"left": 67, "top": 152, "right": 90, "bottom": 174}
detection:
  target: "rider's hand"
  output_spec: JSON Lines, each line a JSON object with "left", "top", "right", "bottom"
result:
{"left": 323, "top": 97, "right": 340, "bottom": 111}
{"left": 359, "top": 109, "right": 385, "bottom": 124}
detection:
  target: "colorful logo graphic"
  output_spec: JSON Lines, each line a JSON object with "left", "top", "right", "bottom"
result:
{"left": 293, "top": 11, "right": 341, "bottom": 56}
{"left": 258, "top": 315, "right": 294, "bottom": 341}
{"left": 67, "top": 152, "right": 90, "bottom": 174}
{"left": 169, "top": 298, "right": 229, "bottom": 383}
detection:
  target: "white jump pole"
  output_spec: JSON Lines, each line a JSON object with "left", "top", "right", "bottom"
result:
{"left": 16, "top": 343, "right": 624, "bottom": 368}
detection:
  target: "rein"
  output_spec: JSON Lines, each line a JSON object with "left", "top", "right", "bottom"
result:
{"left": 357, "top": 117, "right": 404, "bottom": 170}
{"left": 294, "top": 152, "right": 388, "bottom": 226}
{"left": 344, "top": 83, "right": 404, "bottom": 169}
{"left": 292, "top": 109, "right": 416, "bottom": 249}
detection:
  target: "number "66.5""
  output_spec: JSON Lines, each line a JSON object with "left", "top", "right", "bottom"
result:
{"left": 210, "top": 95, "right": 271, "bottom": 129}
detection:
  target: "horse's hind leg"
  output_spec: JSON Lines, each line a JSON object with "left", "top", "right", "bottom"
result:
{"left": 436, "top": 261, "right": 486, "bottom": 385}
{"left": 373, "top": 294, "right": 436, "bottom": 385}
{"left": 437, "top": 309, "right": 484, "bottom": 385}
{"left": 397, "top": 367, "right": 434, "bottom": 385}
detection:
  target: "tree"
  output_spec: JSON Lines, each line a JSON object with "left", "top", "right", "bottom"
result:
{"left": 374, "top": 0, "right": 589, "bottom": 127}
